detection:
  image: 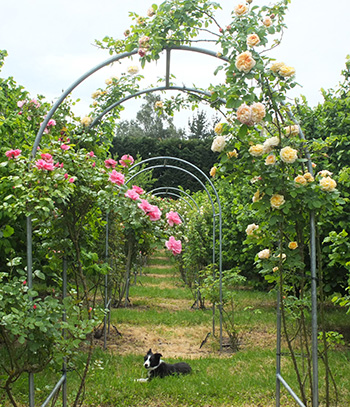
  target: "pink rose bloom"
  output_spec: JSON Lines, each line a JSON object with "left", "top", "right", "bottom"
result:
{"left": 17, "top": 100, "right": 26, "bottom": 108}
{"left": 119, "top": 154, "right": 134, "bottom": 167}
{"left": 60, "top": 144, "right": 70, "bottom": 150}
{"left": 138, "top": 199, "right": 153, "bottom": 214}
{"left": 108, "top": 170, "right": 125, "bottom": 185}
{"left": 125, "top": 189, "right": 140, "bottom": 200}
{"left": 166, "top": 211, "right": 182, "bottom": 226}
{"left": 47, "top": 119, "right": 56, "bottom": 126}
{"left": 69, "top": 177, "right": 75, "bottom": 183}
{"left": 5, "top": 149, "right": 22, "bottom": 160}
{"left": 148, "top": 205, "right": 162, "bottom": 221}
{"left": 88, "top": 151, "right": 95, "bottom": 157}
{"left": 40, "top": 153, "right": 53, "bottom": 162}
{"left": 132, "top": 185, "right": 144, "bottom": 195}
{"left": 36, "top": 159, "right": 54, "bottom": 171}
{"left": 64, "top": 173, "right": 69, "bottom": 179}
{"left": 92, "top": 162, "right": 96, "bottom": 167}
{"left": 30, "top": 99, "right": 40, "bottom": 108}
{"left": 105, "top": 158, "right": 118, "bottom": 168}
{"left": 165, "top": 236, "right": 182, "bottom": 255}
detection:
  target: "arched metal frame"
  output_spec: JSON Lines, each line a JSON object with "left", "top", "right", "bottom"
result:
{"left": 125, "top": 157, "right": 223, "bottom": 343}
{"left": 148, "top": 186, "right": 201, "bottom": 211}
{"left": 25, "top": 43, "right": 319, "bottom": 407}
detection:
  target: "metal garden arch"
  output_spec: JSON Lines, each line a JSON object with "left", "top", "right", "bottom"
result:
{"left": 25, "top": 44, "right": 319, "bottom": 407}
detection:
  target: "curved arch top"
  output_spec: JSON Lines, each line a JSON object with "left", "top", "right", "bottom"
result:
{"left": 32, "top": 45, "right": 229, "bottom": 158}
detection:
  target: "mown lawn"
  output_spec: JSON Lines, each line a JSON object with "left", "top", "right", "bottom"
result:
{"left": 6, "top": 252, "right": 350, "bottom": 407}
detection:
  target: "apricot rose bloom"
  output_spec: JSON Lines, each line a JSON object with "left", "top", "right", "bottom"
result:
{"left": 288, "top": 241, "right": 298, "bottom": 250}
{"left": 270, "top": 62, "right": 286, "bottom": 73}
{"left": 251, "top": 102, "right": 266, "bottom": 123}
{"left": 270, "top": 194, "right": 285, "bottom": 209}
{"left": 234, "top": 3, "right": 249, "bottom": 16}
{"left": 211, "top": 136, "right": 226, "bottom": 152}
{"left": 319, "top": 176, "right": 337, "bottom": 192}
{"left": 235, "top": 51, "right": 256, "bottom": 73}
{"left": 237, "top": 103, "right": 253, "bottom": 126}
{"left": 249, "top": 144, "right": 264, "bottom": 157}
{"left": 246, "top": 34, "right": 260, "bottom": 47}
{"left": 280, "top": 146, "right": 298, "bottom": 163}
{"left": 258, "top": 249, "right": 270, "bottom": 259}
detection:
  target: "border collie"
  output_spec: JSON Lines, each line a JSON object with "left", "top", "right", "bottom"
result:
{"left": 137, "top": 349, "right": 192, "bottom": 382}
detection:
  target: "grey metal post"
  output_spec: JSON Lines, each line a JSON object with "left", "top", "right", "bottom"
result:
{"left": 62, "top": 257, "right": 67, "bottom": 407}
{"left": 104, "top": 212, "right": 109, "bottom": 350}
{"left": 276, "top": 288, "right": 281, "bottom": 407}
{"left": 310, "top": 211, "right": 319, "bottom": 407}
{"left": 27, "top": 216, "right": 35, "bottom": 407}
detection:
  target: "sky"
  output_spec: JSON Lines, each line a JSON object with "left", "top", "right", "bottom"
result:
{"left": 1, "top": 0, "right": 350, "bottom": 131}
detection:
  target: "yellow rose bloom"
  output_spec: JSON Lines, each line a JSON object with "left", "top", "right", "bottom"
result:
{"left": 91, "top": 90, "right": 103, "bottom": 99}
{"left": 105, "top": 78, "right": 113, "bottom": 85}
{"left": 211, "top": 136, "right": 226, "bottom": 153}
{"left": 294, "top": 175, "right": 307, "bottom": 186}
{"left": 263, "top": 17, "right": 272, "bottom": 27}
{"left": 273, "top": 266, "right": 279, "bottom": 272}
{"left": 304, "top": 172, "right": 314, "bottom": 182}
{"left": 270, "top": 194, "right": 285, "bottom": 209}
{"left": 81, "top": 116, "right": 93, "bottom": 127}
{"left": 270, "top": 62, "right": 286, "bottom": 73}
{"left": 154, "top": 101, "right": 163, "bottom": 109}
{"left": 127, "top": 66, "right": 139, "bottom": 75}
{"left": 249, "top": 144, "right": 264, "bottom": 157}
{"left": 245, "top": 223, "right": 260, "bottom": 236}
{"left": 258, "top": 249, "right": 270, "bottom": 259}
{"left": 319, "top": 176, "right": 337, "bottom": 192}
{"left": 246, "top": 34, "right": 260, "bottom": 47}
{"left": 235, "top": 51, "right": 256, "bottom": 73}
{"left": 318, "top": 170, "right": 333, "bottom": 177}
{"left": 227, "top": 150, "right": 238, "bottom": 159}
{"left": 210, "top": 167, "right": 217, "bottom": 177}
{"left": 279, "top": 65, "right": 296, "bottom": 77}
{"left": 252, "top": 189, "right": 264, "bottom": 203}
{"left": 214, "top": 122, "right": 224, "bottom": 135}
{"left": 265, "top": 154, "right": 276, "bottom": 165}
{"left": 285, "top": 124, "right": 300, "bottom": 136}
{"left": 288, "top": 241, "right": 298, "bottom": 250}
{"left": 280, "top": 146, "right": 298, "bottom": 163}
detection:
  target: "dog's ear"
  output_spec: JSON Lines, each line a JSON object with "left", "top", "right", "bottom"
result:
{"left": 147, "top": 348, "right": 152, "bottom": 354}
{"left": 155, "top": 353, "right": 162, "bottom": 359}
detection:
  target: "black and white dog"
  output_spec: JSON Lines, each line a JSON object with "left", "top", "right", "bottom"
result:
{"left": 137, "top": 349, "right": 192, "bottom": 382}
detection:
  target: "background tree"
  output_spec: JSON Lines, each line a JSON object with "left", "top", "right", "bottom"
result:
{"left": 187, "top": 110, "right": 218, "bottom": 139}
{"left": 115, "top": 93, "right": 185, "bottom": 139}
